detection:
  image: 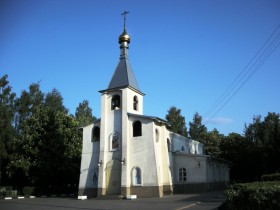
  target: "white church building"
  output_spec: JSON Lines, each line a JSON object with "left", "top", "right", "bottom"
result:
{"left": 78, "top": 17, "right": 229, "bottom": 198}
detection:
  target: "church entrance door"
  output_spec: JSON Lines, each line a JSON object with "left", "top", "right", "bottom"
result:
{"left": 106, "top": 160, "right": 121, "bottom": 195}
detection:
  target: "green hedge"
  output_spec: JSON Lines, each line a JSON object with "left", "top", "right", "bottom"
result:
{"left": 262, "top": 173, "right": 280, "bottom": 181}
{"left": 220, "top": 181, "right": 280, "bottom": 210}
{"left": 0, "top": 186, "right": 13, "bottom": 197}
{"left": 0, "top": 186, "right": 36, "bottom": 197}
{"left": 22, "top": 186, "right": 35, "bottom": 196}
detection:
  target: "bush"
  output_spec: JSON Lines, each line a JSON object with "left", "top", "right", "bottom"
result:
{"left": 0, "top": 186, "right": 13, "bottom": 197}
{"left": 261, "top": 173, "right": 280, "bottom": 181}
{"left": 22, "top": 186, "right": 35, "bottom": 196}
{"left": 220, "top": 181, "right": 280, "bottom": 210}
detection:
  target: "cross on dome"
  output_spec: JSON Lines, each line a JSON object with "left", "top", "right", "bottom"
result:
{"left": 121, "top": 11, "right": 129, "bottom": 29}
{"left": 119, "top": 11, "right": 130, "bottom": 44}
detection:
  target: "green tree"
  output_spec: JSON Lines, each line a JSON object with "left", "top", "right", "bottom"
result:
{"left": 45, "top": 88, "right": 68, "bottom": 114}
{"left": 189, "top": 112, "right": 207, "bottom": 142}
{"left": 244, "top": 115, "right": 263, "bottom": 146}
{"left": 165, "top": 106, "right": 187, "bottom": 137}
{"left": 220, "top": 132, "right": 265, "bottom": 182}
{"left": 75, "top": 100, "right": 96, "bottom": 127}
{"left": 189, "top": 113, "right": 222, "bottom": 157}
{"left": 8, "top": 85, "right": 82, "bottom": 193}
{"left": 245, "top": 112, "right": 280, "bottom": 174}
{"left": 204, "top": 128, "right": 222, "bottom": 157}
{"left": 262, "top": 112, "right": 280, "bottom": 173}
{"left": 14, "top": 82, "right": 44, "bottom": 133}
{"left": 0, "top": 74, "right": 16, "bottom": 185}
{"left": 7, "top": 82, "right": 45, "bottom": 187}
{"left": 9, "top": 105, "right": 82, "bottom": 193}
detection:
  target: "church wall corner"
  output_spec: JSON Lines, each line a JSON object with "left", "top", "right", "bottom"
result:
{"left": 122, "top": 88, "right": 143, "bottom": 114}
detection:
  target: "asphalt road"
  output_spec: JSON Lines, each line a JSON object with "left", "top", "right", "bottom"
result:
{"left": 0, "top": 191, "right": 225, "bottom": 210}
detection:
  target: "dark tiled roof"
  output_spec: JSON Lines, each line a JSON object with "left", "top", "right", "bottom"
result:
{"left": 107, "top": 57, "right": 140, "bottom": 92}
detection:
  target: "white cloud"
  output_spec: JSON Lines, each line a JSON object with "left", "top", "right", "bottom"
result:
{"left": 204, "top": 117, "right": 233, "bottom": 125}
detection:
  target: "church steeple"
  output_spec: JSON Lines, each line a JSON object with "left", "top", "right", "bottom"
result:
{"left": 118, "top": 11, "right": 130, "bottom": 58}
{"left": 102, "top": 11, "right": 142, "bottom": 94}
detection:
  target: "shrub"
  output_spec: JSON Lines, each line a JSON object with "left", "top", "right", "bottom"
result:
{"left": 22, "top": 186, "right": 35, "bottom": 196}
{"left": 0, "top": 186, "right": 13, "bottom": 197}
{"left": 261, "top": 173, "right": 280, "bottom": 181}
{"left": 220, "top": 181, "right": 280, "bottom": 210}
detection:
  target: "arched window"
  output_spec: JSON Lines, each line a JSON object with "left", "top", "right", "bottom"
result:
{"left": 133, "top": 96, "right": 138, "bottom": 111}
{"left": 92, "top": 126, "right": 100, "bottom": 142}
{"left": 132, "top": 167, "right": 142, "bottom": 185}
{"left": 167, "top": 138, "right": 171, "bottom": 152}
{"left": 112, "top": 95, "right": 121, "bottom": 110}
{"left": 155, "top": 129, "right": 159, "bottom": 142}
{"left": 133, "top": 121, "right": 142, "bottom": 137}
{"left": 179, "top": 168, "right": 187, "bottom": 182}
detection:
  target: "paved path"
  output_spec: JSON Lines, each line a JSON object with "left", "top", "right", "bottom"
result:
{"left": 0, "top": 191, "right": 224, "bottom": 210}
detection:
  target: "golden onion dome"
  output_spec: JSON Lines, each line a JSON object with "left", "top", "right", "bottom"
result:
{"left": 119, "top": 29, "right": 130, "bottom": 44}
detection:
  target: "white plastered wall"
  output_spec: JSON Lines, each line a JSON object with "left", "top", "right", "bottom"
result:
{"left": 122, "top": 88, "right": 143, "bottom": 115}
{"left": 99, "top": 91, "right": 123, "bottom": 190}
{"left": 118, "top": 88, "right": 144, "bottom": 189}
{"left": 206, "top": 159, "right": 230, "bottom": 182}
{"left": 155, "top": 124, "right": 172, "bottom": 186}
{"left": 128, "top": 116, "right": 159, "bottom": 187}
{"left": 173, "top": 154, "right": 207, "bottom": 183}
{"left": 171, "top": 133, "right": 204, "bottom": 155}
{"left": 79, "top": 122, "right": 100, "bottom": 190}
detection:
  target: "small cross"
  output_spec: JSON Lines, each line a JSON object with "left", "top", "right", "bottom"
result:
{"left": 121, "top": 11, "right": 129, "bottom": 28}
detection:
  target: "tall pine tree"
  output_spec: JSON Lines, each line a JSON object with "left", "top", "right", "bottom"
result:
{"left": 0, "top": 75, "right": 16, "bottom": 185}
{"left": 165, "top": 106, "right": 187, "bottom": 137}
{"left": 75, "top": 100, "right": 96, "bottom": 127}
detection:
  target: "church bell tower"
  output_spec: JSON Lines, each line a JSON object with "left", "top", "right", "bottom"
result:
{"left": 97, "top": 11, "right": 144, "bottom": 196}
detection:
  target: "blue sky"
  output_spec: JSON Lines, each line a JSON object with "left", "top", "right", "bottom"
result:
{"left": 1, "top": 0, "right": 279, "bottom": 135}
